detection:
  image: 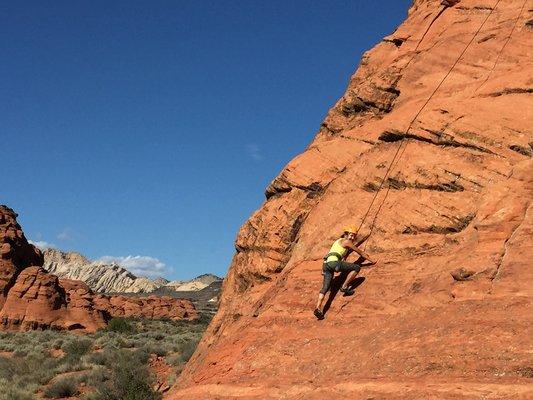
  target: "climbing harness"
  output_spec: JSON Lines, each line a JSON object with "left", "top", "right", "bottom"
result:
{"left": 323, "top": 252, "right": 344, "bottom": 262}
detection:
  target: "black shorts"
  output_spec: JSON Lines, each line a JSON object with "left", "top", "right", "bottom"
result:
{"left": 319, "top": 260, "right": 361, "bottom": 294}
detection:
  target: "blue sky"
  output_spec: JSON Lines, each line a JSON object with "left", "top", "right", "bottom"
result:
{"left": 2, "top": 0, "right": 411, "bottom": 280}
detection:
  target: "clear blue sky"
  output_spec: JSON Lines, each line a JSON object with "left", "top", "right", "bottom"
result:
{"left": 2, "top": 0, "right": 411, "bottom": 280}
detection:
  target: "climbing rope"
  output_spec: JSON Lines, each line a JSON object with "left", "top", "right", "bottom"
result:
{"left": 274, "top": 0, "right": 511, "bottom": 247}
{"left": 361, "top": 0, "right": 503, "bottom": 241}
{"left": 475, "top": 0, "right": 528, "bottom": 93}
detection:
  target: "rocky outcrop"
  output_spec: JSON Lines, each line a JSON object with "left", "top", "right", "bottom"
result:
{"left": 166, "top": 274, "right": 222, "bottom": 292}
{"left": 0, "top": 206, "right": 107, "bottom": 331}
{"left": 92, "top": 294, "right": 197, "bottom": 320}
{"left": 43, "top": 248, "right": 161, "bottom": 293}
{"left": 0, "top": 206, "right": 198, "bottom": 332}
{"left": 170, "top": 1, "right": 532, "bottom": 398}
{"left": 0, "top": 208, "right": 43, "bottom": 310}
{"left": 43, "top": 248, "right": 222, "bottom": 294}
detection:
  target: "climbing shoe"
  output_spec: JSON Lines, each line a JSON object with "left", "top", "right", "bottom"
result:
{"left": 340, "top": 287, "right": 355, "bottom": 296}
{"left": 314, "top": 308, "right": 324, "bottom": 320}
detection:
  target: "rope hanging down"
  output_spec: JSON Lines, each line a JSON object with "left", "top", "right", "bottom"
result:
{"left": 475, "top": 0, "right": 528, "bottom": 93}
{"left": 360, "top": 0, "right": 503, "bottom": 243}
{"left": 275, "top": 0, "right": 511, "bottom": 245}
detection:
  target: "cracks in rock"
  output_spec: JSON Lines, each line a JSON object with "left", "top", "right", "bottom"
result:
{"left": 264, "top": 178, "right": 324, "bottom": 200}
{"left": 234, "top": 244, "right": 285, "bottom": 255}
{"left": 363, "top": 177, "right": 464, "bottom": 193}
{"left": 402, "top": 213, "right": 475, "bottom": 235}
{"left": 320, "top": 123, "right": 342, "bottom": 136}
{"left": 457, "top": 5, "right": 494, "bottom": 12}
{"left": 491, "top": 205, "right": 530, "bottom": 284}
{"left": 337, "top": 133, "right": 376, "bottom": 146}
{"left": 482, "top": 87, "right": 533, "bottom": 97}
{"left": 236, "top": 271, "right": 272, "bottom": 293}
{"left": 414, "top": 5, "right": 449, "bottom": 51}
{"left": 383, "top": 37, "right": 406, "bottom": 47}
{"left": 378, "top": 129, "right": 495, "bottom": 154}
{"left": 16, "top": 272, "right": 38, "bottom": 299}
{"left": 340, "top": 88, "right": 400, "bottom": 117}
{"left": 443, "top": 169, "right": 484, "bottom": 189}
{"left": 509, "top": 144, "right": 532, "bottom": 157}
{"left": 478, "top": 33, "right": 496, "bottom": 43}
{"left": 287, "top": 213, "right": 307, "bottom": 245}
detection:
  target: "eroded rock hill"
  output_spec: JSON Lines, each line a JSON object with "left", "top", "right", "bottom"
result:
{"left": 0, "top": 206, "right": 197, "bottom": 331}
{"left": 43, "top": 248, "right": 163, "bottom": 293}
{"left": 43, "top": 248, "right": 222, "bottom": 294}
{"left": 170, "top": 0, "right": 532, "bottom": 398}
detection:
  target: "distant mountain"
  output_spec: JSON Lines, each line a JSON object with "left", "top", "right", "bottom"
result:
{"left": 151, "top": 280, "right": 223, "bottom": 315}
{"left": 42, "top": 248, "right": 222, "bottom": 295}
{"left": 166, "top": 274, "right": 221, "bottom": 291}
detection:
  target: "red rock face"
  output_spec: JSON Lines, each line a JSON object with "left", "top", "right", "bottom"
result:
{"left": 92, "top": 294, "right": 197, "bottom": 321}
{"left": 0, "top": 206, "right": 43, "bottom": 309}
{"left": 170, "top": 1, "right": 532, "bottom": 398}
{"left": 0, "top": 206, "right": 197, "bottom": 331}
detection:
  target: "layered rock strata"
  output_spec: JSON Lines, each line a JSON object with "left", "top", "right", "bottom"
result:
{"left": 166, "top": 274, "right": 222, "bottom": 292}
{"left": 43, "top": 248, "right": 222, "bottom": 294}
{"left": 0, "top": 206, "right": 197, "bottom": 332}
{"left": 43, "top": 248, "right": 161, "bottom": 293}
{"left": 170, "top": 0, "right": 532, "bottom": 398}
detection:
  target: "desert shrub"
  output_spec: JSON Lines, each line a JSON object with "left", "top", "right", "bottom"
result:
{"left": 141, "top": 341, "right": 169, "bottom": 357}
{"left": 0, "top": 357, "right": 19, "bottom": 380}
{"left": 90, "top": 350, "right": 160, "bottom": 400}
{"left": 164, "top": 353, "right": 182, "bottom": 367}
{"left": 194, "top": 312, "right": 214, "bottom": 326}
{"left": 145, "top": 332, "right": 165, "bottom": 341}
{"left": 116, "top": 337, "right": 135, "bottom": 348}
{"left": 25, "top": 353, "right": 60, "bottom": 384}
{"left": 132, "top": 348, "right": 150, "bottom": 365}
{"left": 86, "top": 351, "right": 108, "bottom": 366}
{"left": 179, "top": 339, "right": 199, "bottom": 363}
{"left": 62, "top": 338, "right": 93, "bottom": 360}
{"left": 107, "top": 318, "right": 135, "bottom": 333}
{"left": 85, "top": 366, "right": 109, "bottom": 387}
{"left": 43, "top": 377, "right": 79, "bottom": 398}
{"left": 13, "top": 349, "right": 28, "bottom": 358}
{"left": 0, "top": 342, "right": 15, "bottom": 352}
{"left": 0, "top": 378, "right": 35, "bottom": 400}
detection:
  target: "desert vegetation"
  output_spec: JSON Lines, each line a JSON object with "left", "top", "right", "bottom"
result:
{"left": 0, "top": 314, "right": 211, "bottom": 400}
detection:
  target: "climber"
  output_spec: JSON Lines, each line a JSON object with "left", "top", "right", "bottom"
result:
{"left": 314, "top": 226, "right": 376, "bottom": 320}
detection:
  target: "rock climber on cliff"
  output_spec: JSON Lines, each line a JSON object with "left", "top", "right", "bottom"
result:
{"left": 314, "top": 226, "right": 376, "bottom": 320}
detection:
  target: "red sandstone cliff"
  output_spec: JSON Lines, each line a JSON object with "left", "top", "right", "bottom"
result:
{"left": 170, "top": 0, "right": 532, "bottom": 398}
{"left": 0, "top": 206, "right": 197, "bottom": 331}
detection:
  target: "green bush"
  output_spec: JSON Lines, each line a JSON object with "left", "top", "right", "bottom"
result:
{"left": 141, "top": 342, "right": 169, "bottom": 357}
{"left": 164, "top": 353, "right": 183, "bottom": 367}
{"left": 107, "top": 318, "right": 136, "bottom": 333}
{"left": 0, "top": 378, "right": 35, "bottom": 400}
{"left": 52, "top": 339, "right": 63, "bottom": 350}
{"left": 86, "top": 351, "right": 108, "bottom": 366}
{"left": 90, "top": 350, "right": 160, "bottom": 400}
{"left": 179, "top": 339, "right": 199, "bottom": 363}
{"left": 62, "top": 338, "right": 92, "bottom": 360}
{"left": 13, "top": 349, "right": 28, "bottom": 358}
{"left": 43, "top": 377, "right": 79, "bottom": 398}
{"left": 85, "top": 366, "right": 109, "bottom": 387}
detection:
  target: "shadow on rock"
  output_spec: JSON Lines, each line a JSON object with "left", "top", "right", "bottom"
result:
{"left": 323, "top": 275, "right": 366, "bottom": 316}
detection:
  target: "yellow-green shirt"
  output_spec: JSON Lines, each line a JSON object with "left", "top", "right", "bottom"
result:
{"left": 326, "top": 238, "right": 348, "bottom": 262}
